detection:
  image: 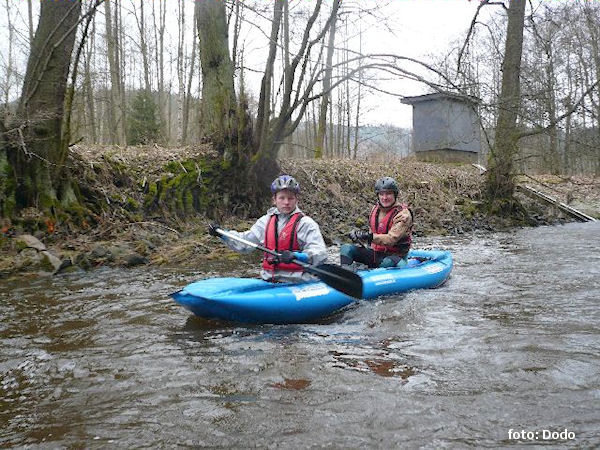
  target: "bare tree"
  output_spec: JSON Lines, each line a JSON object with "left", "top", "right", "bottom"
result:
{"left": 2, "top": 0, "right": 15, "bottom": 114}
{"left": 195, "top": 0, "right": 242, "bottom": 156}
{"left": 176, "top": 0, "right": 186, "bottom": 145}
{"left": 181, "top": 5, "right": 197, "bottom": 145}
{"left": 104, "top": 0, "right": 126, "bottom": 145}
{"left": 314, "top": 0, "right": 340, "bottom": 158}
{"left": 152, "top": 0, "right": 167, "bottom": 140}
{"left": 27, "top": 0, "right": 34, "bottom": 48}
{"left": 83, "top": 16, "right": 98, "bottom": 144}
{"left": 133, "top": 0, "right": 152, "bottom": 92}
{"left": 485, "top": 0, "right": 526, "bottom": 210}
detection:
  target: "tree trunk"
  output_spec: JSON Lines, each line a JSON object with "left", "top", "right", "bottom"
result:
{"left": 485, "top": 0, "right": 526, "bottom": 211}
{"left": 182, "top": 7, "right": 197, "bottom": 145}
{"left": 176, "top": 0, "right": 186, "bottom": 145}
{"left": 116, "top": 1, "right": 127, "bottom": 144}
{"left": 27, "top": 0, "right": 34, "bottom": 47}
{"left": 314, "top": 6, "right": 338, "bottom": 159}
{"left": 84, "top": 23, "right": 97, "bottom": 144}
{"left": 3, "top": 0, "right": 14, "bottom": 111}
{"left": 353, "top": 22, "right": 363, "bottom": 160}
{"left": 5, "top": 0, "right": 81, "bottom": 214}
{"left": 195, "top": 0, "right": 239, "bottom": 156}
{"left": 137, "top": 0, "right": 152, "bottom": 92}
{"left": 544, "top": 46, "right": 560, "bottom": 175}
{"left": 254, "top": 0, "right": 283, "bottom": 156}
{"left": 104, "top": 0, "right": 126, "bottom": 145}
{"left": 152, "top": 0, "right": 168, "bottom": 141}
{"left": 584, "top": 3, "right": 600, "bottom": 176}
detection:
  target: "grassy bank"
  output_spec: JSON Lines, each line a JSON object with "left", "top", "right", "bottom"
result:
{"left": 1, "top": 145, "right": 598, "bottom": 276}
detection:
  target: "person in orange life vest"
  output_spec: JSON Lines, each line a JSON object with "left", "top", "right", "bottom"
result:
{"left": 340, "top": 176, "right": 413, "bottom": 268}
{"left": 208, "top": 175, "right": 327, "bottom": 283}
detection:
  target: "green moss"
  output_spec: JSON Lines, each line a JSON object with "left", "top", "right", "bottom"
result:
{"left": 103, "top": 153, "right": 128, "bottom": 173}
{"left": 147, "top": 182, "right": 158, "bottom": 197}
{"left": 164, "top": 161, "right": 179, "bottom": 172}
{"left": 125, "top": 197, "right": 139, "bottom": 211}
{"left": 458, "top": 201, "right": 479, "bottom": 219}
{"left": 141, "top": 155, "right": 231, "bottom": 217}
{"left": 144, "top": 182, "right": 158, "bottom": 208}
{"left": 184, "top": 190, "right": 194, "bottom": 212}
{"left": 40, "top": 253, "right": 56, "bottom": 271}
{"left": 1, "top": 152, "right": 17, "bottom": 215}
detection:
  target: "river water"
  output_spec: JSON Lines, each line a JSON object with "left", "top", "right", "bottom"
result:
{"left": 1, "top": 222, "right": 599, "bottom": 448}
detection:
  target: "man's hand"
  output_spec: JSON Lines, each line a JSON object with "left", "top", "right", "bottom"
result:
{"left": 278, "top": 250, "right": 309, "bottom": 264}
{"left": 208, "top": 222, "right": 221, "bottom": 237}
{"left": 349, "top": 229, "right": 373, "bottom": 244}
{"left": 278, "top": 250, "right": 295, "bottom": 263}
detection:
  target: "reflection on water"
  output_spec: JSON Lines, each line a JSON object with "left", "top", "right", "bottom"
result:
{"left": 1, "top": 222, "right": 599, "bottom": 447}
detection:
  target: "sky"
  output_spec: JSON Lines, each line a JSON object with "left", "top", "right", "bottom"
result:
{"left": 0, "top": 0, "right": 490, "bottom": 129}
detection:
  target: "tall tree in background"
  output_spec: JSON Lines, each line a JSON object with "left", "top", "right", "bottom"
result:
{"left": 195, "top": 0, "right": 240, "bottom": 156}
{"left": 485, "top": 0, "right": 526, "bottom": 211}
{"left": 314, "top": 1, "right": 339, "bottom": 159}
{"left": 104, "top": 0, "right": 126, "bottom": 145}
{"left": 2, "top": 0, "right": 82, "bottom": 216}
{"left": 194, "top": 0, "right": 344, "bottom": 206}
{"left": 251, "top": 0, "right": 341, "bottom": 167}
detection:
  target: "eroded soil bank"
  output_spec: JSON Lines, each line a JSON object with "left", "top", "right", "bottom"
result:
{"left": 1, "top": 145, "right": 599, "bottom": 277}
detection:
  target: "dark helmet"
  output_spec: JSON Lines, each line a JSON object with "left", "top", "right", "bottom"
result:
{"left": 375, "top": 177, "right": 399, "bottom": 195}
{"left": 271, "top": 174, "right": 300, "bottom": 194}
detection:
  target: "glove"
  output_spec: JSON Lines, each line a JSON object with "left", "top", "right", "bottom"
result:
{"left": 208, "top": 222, "right": 221, "bottom": 237}
{"left": 278, "top": 250, "right": 309, "bottom": 264}
{"left": 349, "top": 229, "right": 373, "bottom": 244}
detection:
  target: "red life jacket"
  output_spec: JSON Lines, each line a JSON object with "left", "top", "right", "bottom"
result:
{"left": 369, "top": 203, "right": 413, "bottom": 255}
{"left": 262, "top": 212, "right": 304, "bottom": 274}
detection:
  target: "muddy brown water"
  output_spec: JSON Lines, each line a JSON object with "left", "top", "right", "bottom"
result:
{"left": 1, "top": 222, "right": 599, "bottom": 448}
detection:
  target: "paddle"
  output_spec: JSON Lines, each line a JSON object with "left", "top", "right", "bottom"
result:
{"left": 214, "top": 227, "right": 363, "bottom": 299}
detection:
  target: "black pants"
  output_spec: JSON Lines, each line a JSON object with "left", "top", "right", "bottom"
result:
{"left": 340, "top": 244, "right": 407, "bottom": 268}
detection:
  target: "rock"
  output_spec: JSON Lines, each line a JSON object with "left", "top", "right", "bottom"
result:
{"left": 14, "top": 248, "right": 42, "bottom": 269}
{"left": 55, "top": 257, "right": 73, "bottom": 274}
{"left": 16, "top": 234, "right": 46, "bottom": 252}
{"left": 123, "top": 253, "right": 149, "bottom": 267}
{"left": 107, "top": 244, "right": 129, "bottom": 260}
{"left": 90, "top": 245, "right": 111, "bottom": 260}
{"left": 74, "top": 253, "right": 92, "bottom": 270}
{"left": 41, "top": 251, "right": 62, "bottom": 272}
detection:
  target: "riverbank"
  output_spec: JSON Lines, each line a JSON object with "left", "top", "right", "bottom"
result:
{"left": 1, "top": 145, "right": 598, "bottom": 277}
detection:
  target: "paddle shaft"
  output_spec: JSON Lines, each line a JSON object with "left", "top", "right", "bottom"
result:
{"left": 215, "top": 227, "right": 311, "bottom": 269}
{"left": 214, "top": 227, "right": 363, "bottom": 298}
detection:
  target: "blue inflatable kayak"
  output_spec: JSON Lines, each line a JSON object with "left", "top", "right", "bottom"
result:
{"left": 171, "top": 249, "right": 452, "bottom": 324}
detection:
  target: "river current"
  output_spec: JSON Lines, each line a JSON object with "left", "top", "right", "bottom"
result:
{"left": 1, "top": 222, "right": 599, "bottom": 448}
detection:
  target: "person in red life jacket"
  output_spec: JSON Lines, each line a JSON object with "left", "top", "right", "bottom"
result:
{"left": 340, "top": 176, "right": 413, "bottom": 268}
{"left": 207, "top": 175, "right": 328, "bottom": 283}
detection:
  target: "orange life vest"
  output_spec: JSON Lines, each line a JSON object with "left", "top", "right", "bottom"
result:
{"left": 262, "top": 212, "right": 304, "bottom": 274}
{"left": 369, "top": 204, "right": 412, "bottom": 255}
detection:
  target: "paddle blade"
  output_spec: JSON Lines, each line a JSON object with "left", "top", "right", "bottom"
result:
{"left": 306, "top": 263, "right": 363, "bottom": 299}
